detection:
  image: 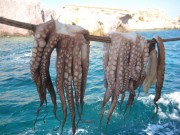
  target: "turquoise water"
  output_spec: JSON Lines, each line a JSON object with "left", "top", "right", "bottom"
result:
{"left": 0, "top": 30, "right": 180, "bottom": 135}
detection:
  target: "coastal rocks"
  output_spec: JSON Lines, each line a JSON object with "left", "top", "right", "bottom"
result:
{"left": 0, "top": 2, "right": 179, "bottom": 36}
{"left": 128, "top": 9, "right": 178, "bottom": 30}
{"left": 57, "top": 6, "right": 130, "bottom": 35}
{"left": 0, "top": 0, "right": 55, "bottom": 36}
{"left": 59, "top": 6, "right": 179, "bottom": 34}
{"left": 172, "top": 16, "right": 180, "bottom": 29}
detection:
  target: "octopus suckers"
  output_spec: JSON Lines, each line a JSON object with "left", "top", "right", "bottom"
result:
{"left": 32, "top": 48, "right": 37, "bottom": 53}
{"left": 39, "top": 40, "right": 46, "bottom": 48}
{"left": 34, "top": 41, "right": 38, "bottom": 47}
{"left": 36, "top": 34, "right": 41, "bottom": 38}
{"left": 64, "top": 72, "right": 68, "bottom": 78}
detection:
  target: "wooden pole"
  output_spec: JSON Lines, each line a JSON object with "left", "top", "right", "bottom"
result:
{"left": 0, "top": 17, "right": 36, "bottom": 31}
{"left": 1, "top": 17, "right": 180, "bottom": 43}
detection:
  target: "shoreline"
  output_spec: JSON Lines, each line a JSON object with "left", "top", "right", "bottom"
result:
{"left": 0, "top": 28, "right": 179, "bottom": 37}
{"left": 130, "top": 28, "right": 180, "bottom": 32}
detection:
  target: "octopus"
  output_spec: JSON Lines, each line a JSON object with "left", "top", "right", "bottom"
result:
{"left": 101, "top": 32, "right": 165, "bottom": 130}
{"left": 29, "top": 19, "right": 165, "bottom": 134}
{"left": 30, "top": 20, "right": 90, "bottom": 135}
{"left": 152, "top": 36, "right": 165, "bottom": 118}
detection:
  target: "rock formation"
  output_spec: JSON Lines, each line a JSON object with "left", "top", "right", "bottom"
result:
{"left": 0, "top": 0, "right": 56, "bottom": 36}
{"left": 128, "top": 9, "right": 176, "bottom": 30}
{"left": 0, "top": 1, "right": 179, "bottom": 36}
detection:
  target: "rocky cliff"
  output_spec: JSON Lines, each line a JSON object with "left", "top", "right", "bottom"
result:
{"left": 59, "top": 5, "right": 180, "bottom": 35}
{"left": 0, "top": 1, "right": 179, "bottom": 36}
{"left": 0, "top": 0, "right": 55, "bottom": 36}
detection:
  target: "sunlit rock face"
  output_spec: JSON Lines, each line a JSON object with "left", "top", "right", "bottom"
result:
{"left": 0, "top": 2, "right": 179, "bottom": 36}
{"left": 172, "top": 16, "right": 180, "bottom": 28}
{"left": 59, "top": 6, "right": 180, "bottom": 34}
{"left": 0, "top": 0, "right": 55, "bottom": 36}
{"left": 128, "top": 9, "right": 179, "bottom": 30}
{"left": 58, "top": 5, "right": 130, "bottom": 35}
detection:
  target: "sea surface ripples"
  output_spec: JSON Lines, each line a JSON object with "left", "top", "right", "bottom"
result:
{"left": 0, "top": 30, "right": 180, "bottom": 135}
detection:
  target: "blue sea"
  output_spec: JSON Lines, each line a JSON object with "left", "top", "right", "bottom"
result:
{"left": 0, "top": 30, "right": 180, "bottom": 135}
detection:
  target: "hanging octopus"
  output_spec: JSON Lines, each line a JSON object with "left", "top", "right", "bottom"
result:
{"left": 152, "top": 36, "right": 165, "bottom": 118}
{"left": 30, "top": 20, "right": 90, "bottom": 135}
{"left": 30, "top": 19, "right": 165, "bottom": 134}
{"left": 101, "top": 32, "right": 165, "bottom": 130}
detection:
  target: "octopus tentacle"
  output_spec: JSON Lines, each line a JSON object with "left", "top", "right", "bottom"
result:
{"left": 101, "top": 34, "right": 125, "bottom": 127}
{"left": 103, "top": 43, "right": 110, "bottom": 88}
{"left": 133, "top": 39, "right": 142, "bottom": 97}
{"left": 73, "top": 35, "right": 94, "bottom": 127}
{"left": 31, "top": 39, "right": 46, "bottom": 112}
{"left": 100, "top": 42, "right": 112, "bottom": 126}
{"left": 129, "top": 35, "right": 142, "bottom": 83}
{"left": 64, "top": 39, "right": 76, "bottom": 135}
{"left": 100, "top": 34, "right": 120, "bottom": 126}
{"left": 119, "top": 40, "right": 130, "bottom": 110}
{"left": 33, "top": 71, "right": 43, "bottom": 130}
{"left": 80, "top": 38, "right": 90, "bottom": 115}
{"left": 107, "top": 35, "right": 120, "bottom": 91}
{"left": 31, "top": 22, "right": 55, "bottom": 129}
{"left": 106, "top": 42, "right": 124, "bottom": 127}
{"left": 122, "top": 41, "right": 131, "bottom": 92}
{"left": 56, "top": 38, "right": 68, "bottom": 134}
{"left": 40, "top": 33, "right": 59, "bottom": 120}
{"left": 46, "top": 74, "right": 58, "bottom": 119}
{"left": 140, "top": 41, "right": 149, "bottom": 84}
{"left": 31, "top": 20, "right": 55, "bottom": 75}
{"left": 124, "top": 80, "right": 135, "bottom": 115}
{"left": 119, "top": 92, "right": 125, "bottom": 111}
{"left": 134, "top": 42, "right": 142, "bottom": 80}
{"left": 153, "top": 36, "right": 165, "bottom": 118}
{"left": 136, "top": 39, "right": 149, "bottom": 97}
{"left": 72, "top": 35, "right": 83, "bottom": 120}
{"left": 100, "top": 87, "right": 112, "bottom": 127}
{"left": 129, "top": 42, "right": 138, "bottom": 82}
{"left": 31, "top": 21, "right": 55, "bottom": 109}
{"left": 106, "top": 89, "right": 119, "bottom": 127}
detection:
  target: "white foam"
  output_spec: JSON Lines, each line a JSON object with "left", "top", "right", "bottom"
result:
{"left": 18, "top": 128, "right": 34, "bottom": 135}
{"left": 143, "top": 122, "right": 180, "bottom": 135}
{"left": 157, "top": 107, "right": 168, "bottom": 119}
{"left": 14, "top": 52, "right": 31, "bottom": 64}
{"left": 138, "top": 92, "right": 180, "bottom": 120}
{"left": 67, "top": 128, "right": 88, "bottom": 135}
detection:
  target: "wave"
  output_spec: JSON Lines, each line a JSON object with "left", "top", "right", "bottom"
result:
{"left": 138, "top": 92, "right": 180, "bottom": 121}
{"left": 142, "top": 121, "right": 180, "bottom": 135}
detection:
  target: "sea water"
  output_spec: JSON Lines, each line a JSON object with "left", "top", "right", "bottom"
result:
{"left": 0, "top": 30, "right": 180, "bottom": 135}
